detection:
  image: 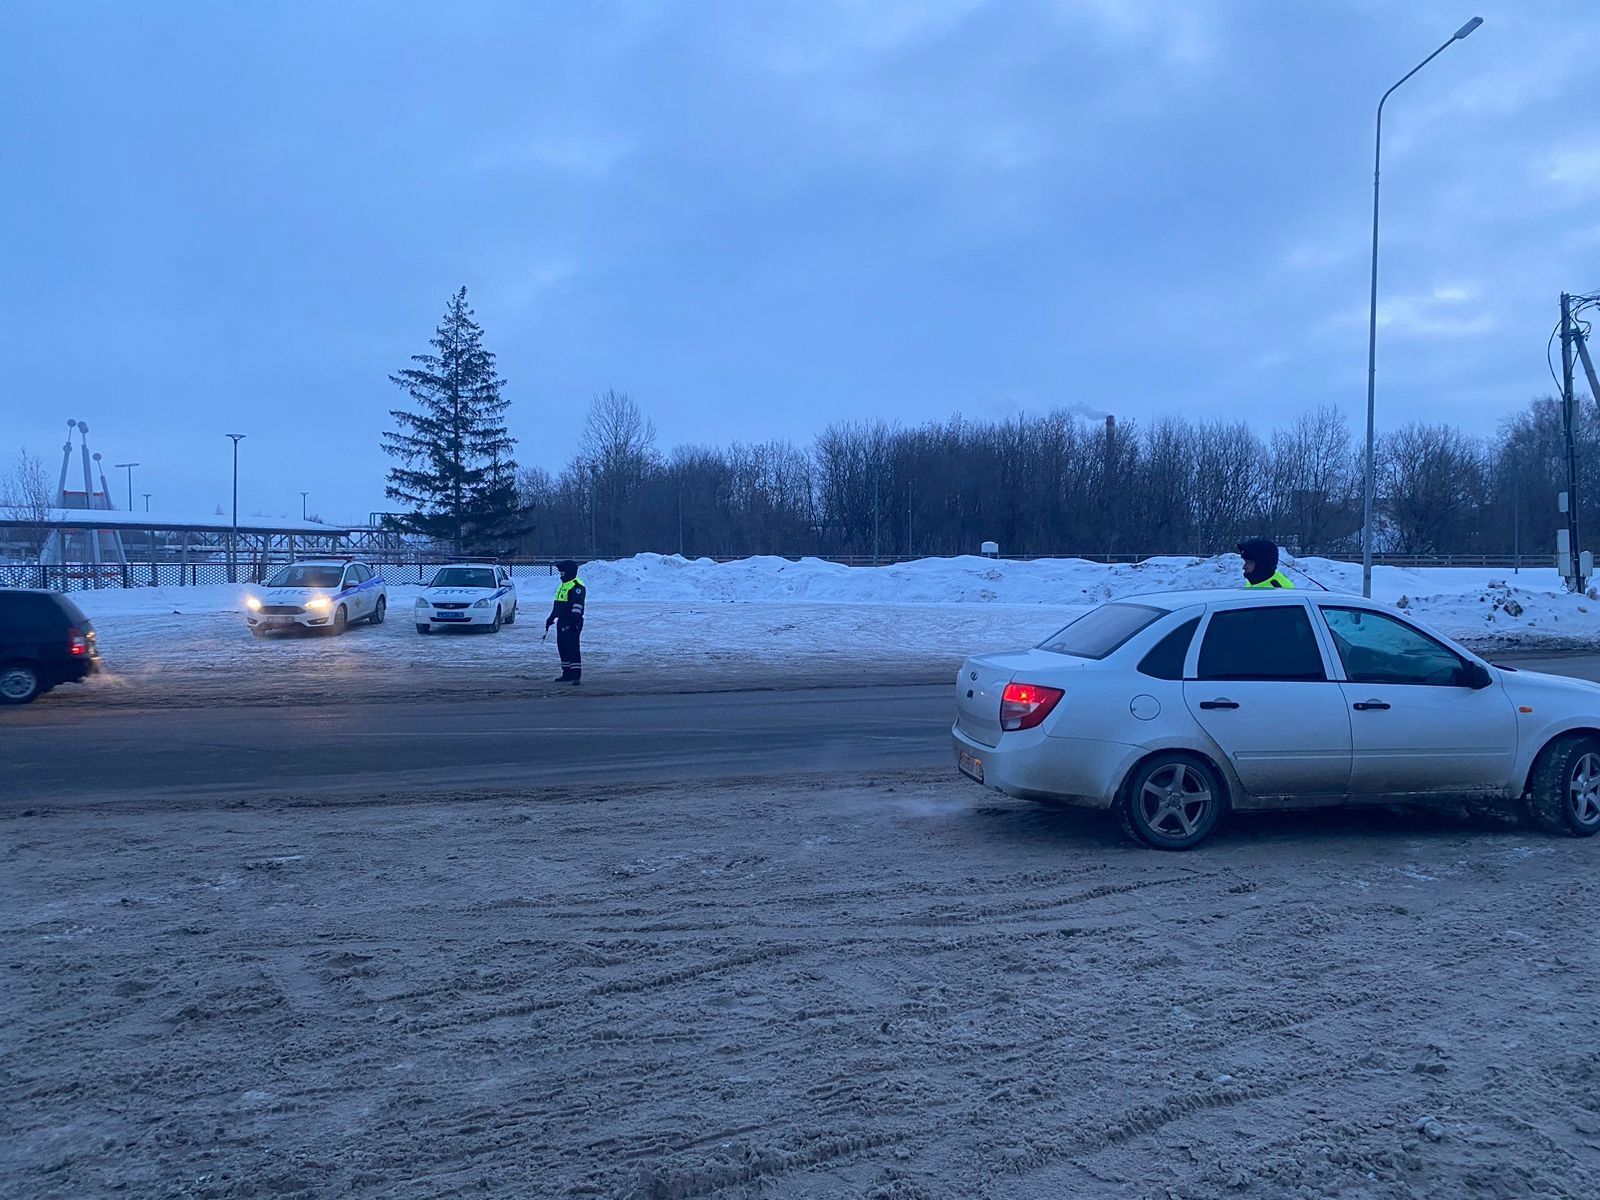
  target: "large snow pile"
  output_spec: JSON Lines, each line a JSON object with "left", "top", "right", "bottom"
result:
{"left": 59, "top": 553, "right": 1600, "bottom": 647}
{"left": 569, "top": 553, "right": 1600, "bottom": 646}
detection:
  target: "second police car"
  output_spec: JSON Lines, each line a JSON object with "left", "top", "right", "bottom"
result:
{"left": 244, "top": 559, "right": 387, "bottom": 636}
{"left": 415, "top": 563, "right": 518, "bottom": 634}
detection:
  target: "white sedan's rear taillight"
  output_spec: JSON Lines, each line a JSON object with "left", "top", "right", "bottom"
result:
{"left": 1000, "top": 682, "right": 1064, "bottom": 731}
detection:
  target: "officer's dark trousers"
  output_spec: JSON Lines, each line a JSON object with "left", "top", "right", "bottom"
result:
{"left": 557, "top": 619, "right": 582, "bottom": 680}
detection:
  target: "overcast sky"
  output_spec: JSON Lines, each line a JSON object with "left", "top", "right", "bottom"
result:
{"left": 4, "top": 1, "right": 1597, "bottom": 522}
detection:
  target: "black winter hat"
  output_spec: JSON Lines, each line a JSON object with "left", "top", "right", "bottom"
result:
{"left": 556, "top": 559, "right": 579, "bottom": 579}
{"left": 1235, "top": 538, "right": 1279, "bottom": 585}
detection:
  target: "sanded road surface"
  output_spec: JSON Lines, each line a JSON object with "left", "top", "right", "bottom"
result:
{"left": 6, "top": 652, "right": 1600, "bottom": 807}
{"left": 2, "top": 685, "right": 953, "bottom": 805}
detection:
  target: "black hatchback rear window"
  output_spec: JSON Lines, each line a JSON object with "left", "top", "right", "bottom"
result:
{"left": 0, "top": 590, "right": 76, "bottom": 629}
{"left": 1039, "top": 603, "right": 1163, "bottom": 660}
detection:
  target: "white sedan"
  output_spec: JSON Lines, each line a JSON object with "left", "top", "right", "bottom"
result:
{"left": 415, "top": 564, "right": 518, "bottom": 634}
{"left": 952, "top": 589, "right": 1600, "bottom": 849}
{"left": 245, "top": 559, "right": 387, "bottom": 636}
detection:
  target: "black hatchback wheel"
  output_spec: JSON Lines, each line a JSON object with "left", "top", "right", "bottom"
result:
{"left": 1120, "top": 754, "right": 1226, "bottom": 850}
{"left": 0, "top": 662, "right": 42, "bottom": 705}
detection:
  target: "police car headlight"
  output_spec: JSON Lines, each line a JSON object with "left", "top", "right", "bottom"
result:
{"left": 305, "top": 597, "right": 331, "bottom": 611}
{"left": 414, "top": 596, "right": 428, "bottom": 607}
{"left": 473, "top": 598, "right": 491, "bottom": 608}
{"left": 245, "top": 595, "right": 261, "bottom": 611}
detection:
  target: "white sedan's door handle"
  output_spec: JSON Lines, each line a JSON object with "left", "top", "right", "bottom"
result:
{"left": 1199, "top": 698, "right": 1240, "bottom": 710}
{"left": 1352, "top": 699, "right": 1392, "bottom": 711}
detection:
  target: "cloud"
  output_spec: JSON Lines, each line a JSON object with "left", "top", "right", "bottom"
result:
{"left": 468, "top": 131, "right": 633, "bottom": 178}
{"left": 1284, "top": 239, "right": 1359, "bottom": 273}
{"left": 1055, "top": 0, "right": 1216, "bottom": 67}
{"left": 1388, "top": 19, "right": 1600, "bottom": 155}
{"left": 1547, "top": 143, "right": 1600, "bottom": 197}
{"left": 756, "top": 0, "right": 989, "bottom": 74}
{"left": 1324, "top": 283, "right": 1495, "bottom": 339}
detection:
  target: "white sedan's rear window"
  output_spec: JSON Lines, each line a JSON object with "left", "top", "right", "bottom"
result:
{"left": 1039, "top": 603, "right": 1164, "bottom": 660}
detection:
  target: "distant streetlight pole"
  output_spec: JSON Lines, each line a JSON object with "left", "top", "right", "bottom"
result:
{"left": 1361, "top": 15, "right": 1483, "bottom": 598}
{"left": 113, "top": 462, "right": 140, "bottom": 511}
{"left": 300, "top": 490, "right": 309, "bottom": 521}
{"left": 226, "top": 434, "right": 246, "bottom": 583}
{"left": 142, "top": 492, "right": 154, "bottom": 583}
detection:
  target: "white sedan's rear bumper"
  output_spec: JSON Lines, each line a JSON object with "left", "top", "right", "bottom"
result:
{"left": 951, "top": 724, "right": 1138, "bottom": 810}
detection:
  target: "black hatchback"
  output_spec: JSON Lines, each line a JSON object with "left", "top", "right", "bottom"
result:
{"left": 0, "top": 589, "right": 100, "bottom": 704}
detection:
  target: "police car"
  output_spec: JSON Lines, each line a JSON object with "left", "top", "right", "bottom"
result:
{"left": 244, "top": 559, "right": 388, "bottom": 636}
{"left": 414, "top": 563, "right": 518, "bottom": 634}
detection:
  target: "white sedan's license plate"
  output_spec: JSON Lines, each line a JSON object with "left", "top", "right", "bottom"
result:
{"left": 959, "top": 750, "right": 985, "bottom": 784}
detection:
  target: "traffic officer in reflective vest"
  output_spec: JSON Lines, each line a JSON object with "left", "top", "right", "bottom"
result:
{"left": 546, "top": 560, "right": 587, "bottom": 684}
{"left": 1237, "top": 537, "right": 1295, "bottom": 590}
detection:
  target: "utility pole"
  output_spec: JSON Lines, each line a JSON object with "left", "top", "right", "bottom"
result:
{"left": 677, "top": 488, "right": 684, "bottom": 557}
{"left": 226, "top": 434, "right": 245, "bottom": 584}
{"left": 1575, "top": 308, "right": 1600, "bottom": 416}
{"left": 906, "top": 480, "right": 913, "bottom": 559}
{"left": 1561, "top": 294, "right": 1583, "bottom": 591}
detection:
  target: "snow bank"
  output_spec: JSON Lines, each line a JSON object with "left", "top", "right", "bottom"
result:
{"left": 58, "top": 553, "right": 1600, "bottom": 647}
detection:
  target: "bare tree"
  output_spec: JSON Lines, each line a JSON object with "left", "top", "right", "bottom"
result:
{"left": 1268, "top": 405, "right": 1360, "bottom": 554}
{"left": 1, "top": 449, "right": 55, "bottom": 563}
{"left": 578, "top": 391, "right": 660, "bottom": 555}
{"left": 1380, "top": 423, "right": 1487, "bottom": 554}
{"left": 1189, "top": 420, "right": 1264, "bottom": 549}
{"left": 506, "top": 393, "right": 1583, "bottom": 560}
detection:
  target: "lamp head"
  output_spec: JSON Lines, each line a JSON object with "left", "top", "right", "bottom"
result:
{"left": 1454, "top": 16, "right": 1483, "bottom": 39}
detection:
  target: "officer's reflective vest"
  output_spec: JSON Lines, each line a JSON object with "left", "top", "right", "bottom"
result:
{"left": 1246, "top": 571, "right": 1295, "bottom": 590}
{"left": 554, "top": 577, "right": 586, "bottom": 618}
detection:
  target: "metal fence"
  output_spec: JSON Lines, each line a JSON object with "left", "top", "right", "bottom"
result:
{"left": 0, "top": 550, "right": 1555, "bottom": 592}
{"left": 0, "top": 558, "right": 566, "bottom": 592}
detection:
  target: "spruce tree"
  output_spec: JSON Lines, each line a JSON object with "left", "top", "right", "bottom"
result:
{"left": 383, "top": 287, "right": 519, "bottom": 554}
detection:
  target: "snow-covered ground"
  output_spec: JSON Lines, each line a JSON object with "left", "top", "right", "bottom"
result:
{"left": 49, "top": 554, "right": 1600, "bottom": 708}
{"left": 8, "top": 771, "right": 1599, "bottom": 1197}
{"left": 67, "top": 552, "right": 1597, "bottom": 644}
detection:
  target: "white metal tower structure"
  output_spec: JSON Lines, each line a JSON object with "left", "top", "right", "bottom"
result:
{"left": 40, "top": 419, "right": 128, "bottom": 568}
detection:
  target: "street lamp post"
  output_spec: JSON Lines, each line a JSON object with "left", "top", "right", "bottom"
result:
{"left": 142, "top": 492, "right": 155, "bottom": 584}
{"left": 113, "top": 462, "right": 140, "bottom": 511}
{"left": 1361, "top": 15, "right": 1483, "bottom": 598}
{"left": 300, "top": 490, "right": 309, "bottom": 521}
{"left": 226, "top": 434, "right": 246, "bottom": 583}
